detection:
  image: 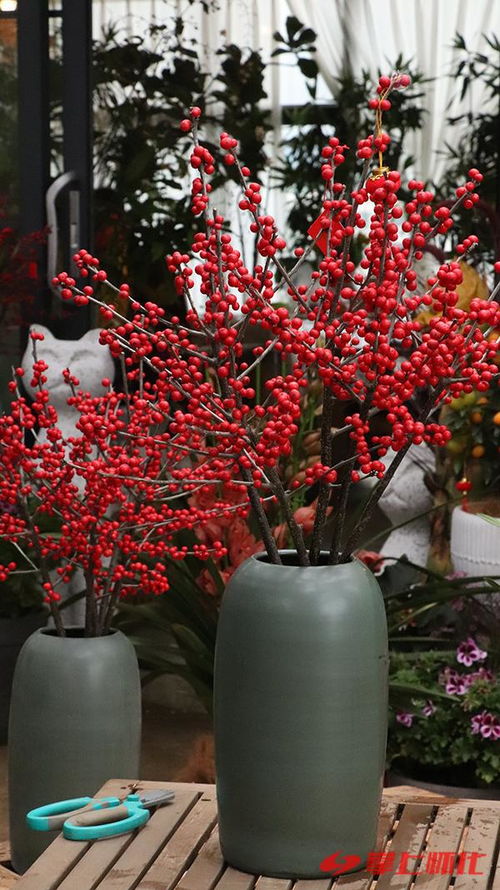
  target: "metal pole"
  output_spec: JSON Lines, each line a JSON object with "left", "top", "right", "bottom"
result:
{"left": 16, "top": 0, "right": 50, "bottom": 329}
{"left": 61, "top": 0, "right": 92, "bottom": 335}
{"left": 17, "top": 0, "right": 50, "bottom": 235}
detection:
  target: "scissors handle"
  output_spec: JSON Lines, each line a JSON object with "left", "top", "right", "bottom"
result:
{"left": 26, "top": 797, "right": 120, "bottom": 832}
{"left": 63, "top": 800, "right": 149, "bottom": 841}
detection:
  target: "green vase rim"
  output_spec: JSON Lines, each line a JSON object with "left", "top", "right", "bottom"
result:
{"left": 251, "top": 550, "right": 355, "bottom": 568}
{"left": 38, "top": 627, "right": 119, "bottom": 639}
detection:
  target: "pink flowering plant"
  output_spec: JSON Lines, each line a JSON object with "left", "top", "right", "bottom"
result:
{"left": 388, "top": 637, "right": 500, "bottom": 786}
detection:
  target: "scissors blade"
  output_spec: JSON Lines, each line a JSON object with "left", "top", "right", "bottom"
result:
{"left": 139, "top": 790, "right": 175, "bottom": 809}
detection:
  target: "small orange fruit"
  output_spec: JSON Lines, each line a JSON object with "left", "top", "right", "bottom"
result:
{"left": 471, "top": 444, "right": 485, "bottom": 458}
{"left": 493, "top": 411, "right": 500, "bottom": 426}
{"left": 471, "top": 411, "right": 483, "bottom": 423}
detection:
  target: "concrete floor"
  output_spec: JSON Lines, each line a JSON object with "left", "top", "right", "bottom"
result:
{"left": 0, "top": 703, "right": 212, "bottom": 852}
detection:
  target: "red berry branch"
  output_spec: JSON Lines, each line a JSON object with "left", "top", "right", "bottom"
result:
{"left": 59, "top": 74, "right": 499, "bottom": 566}
{"left": 1, "top": 73, "right": 499, "bottom": 627}
{"left": 0, "top": 330, "right": 242, "bottom": 635}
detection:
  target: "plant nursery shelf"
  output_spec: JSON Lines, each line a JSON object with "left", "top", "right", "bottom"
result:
{"left": 10, "top": 779, "right": 500, "bottom": 890}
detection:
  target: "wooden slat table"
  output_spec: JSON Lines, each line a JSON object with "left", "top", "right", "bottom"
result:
{"left": 10, "top": 780, "right": 500, "bottom": 890}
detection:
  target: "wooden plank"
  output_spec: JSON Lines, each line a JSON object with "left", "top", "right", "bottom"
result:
{"left": 383, "top": 786, "right": 446, "bottom": 801}
{"left": 94, "top": 787, "right": 201, "bottom": 890}
{"left": 254, "top": 878, "right": 292, "bottom": 890}
{"left": 177, "top": 827, "right": 224, "bottom": 890}
{"left": 374, "top": 803, "right": 433, "bottom": 890}
{"left": 56, "top": 832, "right": 134, "bottom": 890}
{"left": 135, "top": 789, "right": 217, "bottom": 890}
{"left": 213, "top": 867, "right": 255, "bottom": 890}
{"left": 331, "top": 872, "right": 372, "bottom": 889}
{"left": 454, "top": 807, "right": 500, "bottom": 890}
{"left": 13, "top": 836, "right": 89, "bottom": 890}
{"left": 334, "top": 800, "right": 399, "bottom": 888}
{"left": 491, "top": 856, "right": 500, "bottom": 890}
{"left": 384, "top": 788, "right": 500, "bottom": 809}
{"left": 293, "top": 881, "right": 331, "bottom": 890}
{"left": 0, "top": 843, "right": 11, "bottom": 863}
{"left": 0, "top": 863, "right": 19, "bottom": 889}
{"left": 413, "top": 805, "right": 468, "bottom": 890}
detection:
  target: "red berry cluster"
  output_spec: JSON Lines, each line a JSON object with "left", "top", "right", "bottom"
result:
{"left": 9, "top": 73, "right": 499, "bottom": 573}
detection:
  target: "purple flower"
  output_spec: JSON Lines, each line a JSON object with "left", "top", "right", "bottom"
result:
{"left": 456, "top": 637, "right": 487, "bottom": 667}
{"left": 422, "top": 700, "right": 436, "bottom": 717}
{"left": 396, "top": 711, "right": 414, "bottom": 727}
{"left": 441, "top": 668, "right": 468, "bottom": 695}
{"left": 471, "top": 711, "right": 500, "bottom": 740}
{"left": 462, "top": 668, "right": 494, "bottom": 689}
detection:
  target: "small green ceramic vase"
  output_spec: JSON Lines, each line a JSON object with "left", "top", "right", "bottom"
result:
{"left": 9, "top": 627, "right": 141, "bottom": 873}
{"left": 214, "top": 552, "right": 388, "bottom": 879}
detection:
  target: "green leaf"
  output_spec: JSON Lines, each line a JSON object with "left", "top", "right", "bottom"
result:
{"left": 299, "top": 28, "right": 317, "bottom": 44}
{"left": 477, "top": 513, "right": 500, "bottom": 526}
{"left": 285, "top": 16, "right": 303, "bottom": 40}
{"left": 298, "top": 58, "right": 318, "bottom": 80}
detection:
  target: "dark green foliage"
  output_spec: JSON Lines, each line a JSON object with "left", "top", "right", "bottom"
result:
{"left": 0, "top": 539, "right": 44, "bottom": 619}
{"left": 211, "top": 44, "right": 271, "bottom": 185}
{"left": 114, "top": 554, "right": 218, "bottom": 714}
{"left": 437, "top": 34, "right": 500, "bottom": 266}
{"left": 0, "top": 36, "right": 18, "bottom": 209}
{"left": 272, "top": 16, "right": 319, "bottom": 99}
{"left": 91, "top": 17, "right": 272, "bottom": 305}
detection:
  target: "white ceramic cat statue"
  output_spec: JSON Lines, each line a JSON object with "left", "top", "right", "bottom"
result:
{"left": 21, "top": 325, "right": 115, "bottom": 625}
{"left": 21, "top": 325, "right": 115, "bottom": 442}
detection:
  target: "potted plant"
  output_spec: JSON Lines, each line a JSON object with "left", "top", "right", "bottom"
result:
{"left": 388, "top": 640, "right": 500, "bottom": 796}
{"left": 0, "top": 330, "right": 234, "bottom": 871}
{"left": 45, "top": 72, "right": 499, "bottom": 877}
{"left": 451, "top": 498, "right": 500, "bottom": 584}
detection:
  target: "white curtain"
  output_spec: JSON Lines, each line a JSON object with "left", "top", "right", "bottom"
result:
{"left": 93, "top": 0, "right": 500, "bottom": 184}
{"left": 286, "top": 0, "right": 498, "bottom": 182}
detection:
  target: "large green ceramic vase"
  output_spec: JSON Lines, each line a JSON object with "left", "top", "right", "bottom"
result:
{"left": 214, "top": 552, "right": 388, "bottom": 879}
{"left": 9, "top": 628, "right": 141, "bottom": 873}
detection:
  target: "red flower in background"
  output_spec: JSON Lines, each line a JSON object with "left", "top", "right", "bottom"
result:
{"left": 0, "top": 199, "right": 46, "bottom": 325}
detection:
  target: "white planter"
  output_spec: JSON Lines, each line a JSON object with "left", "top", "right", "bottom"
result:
{"left": 450, "top": 505, "right": 500, "bottom": 578}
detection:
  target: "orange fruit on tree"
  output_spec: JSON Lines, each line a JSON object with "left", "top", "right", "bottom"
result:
{"left": 493, "top": 411, "right": 500, "bottom": 426}
{"left": 471, "top": 444, "right": 485, "bottom": 458}
{"left": 471, "top": 411, "right": 483, "bottom": 423}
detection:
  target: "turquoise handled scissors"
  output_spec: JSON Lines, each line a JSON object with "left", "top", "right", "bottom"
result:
{"left": 26, "top": 789, "right": 175, "bottom": 841}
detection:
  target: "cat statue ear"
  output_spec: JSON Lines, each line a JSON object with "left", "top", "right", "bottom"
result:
{"left": 21, "top": 325, "right": 115, "bottom": 400}
{"left": 28, "top": 325, "right": 101, "bottom": 344}
{"left": 28, "top": 324, "right": 54, "bottom": 340}
{"left": 78, "top": 328, "right": 102, "bottom": 345}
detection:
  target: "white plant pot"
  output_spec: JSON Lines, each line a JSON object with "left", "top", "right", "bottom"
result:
{"left": 450, "top": 505, "right": 500, "bottom": 578}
